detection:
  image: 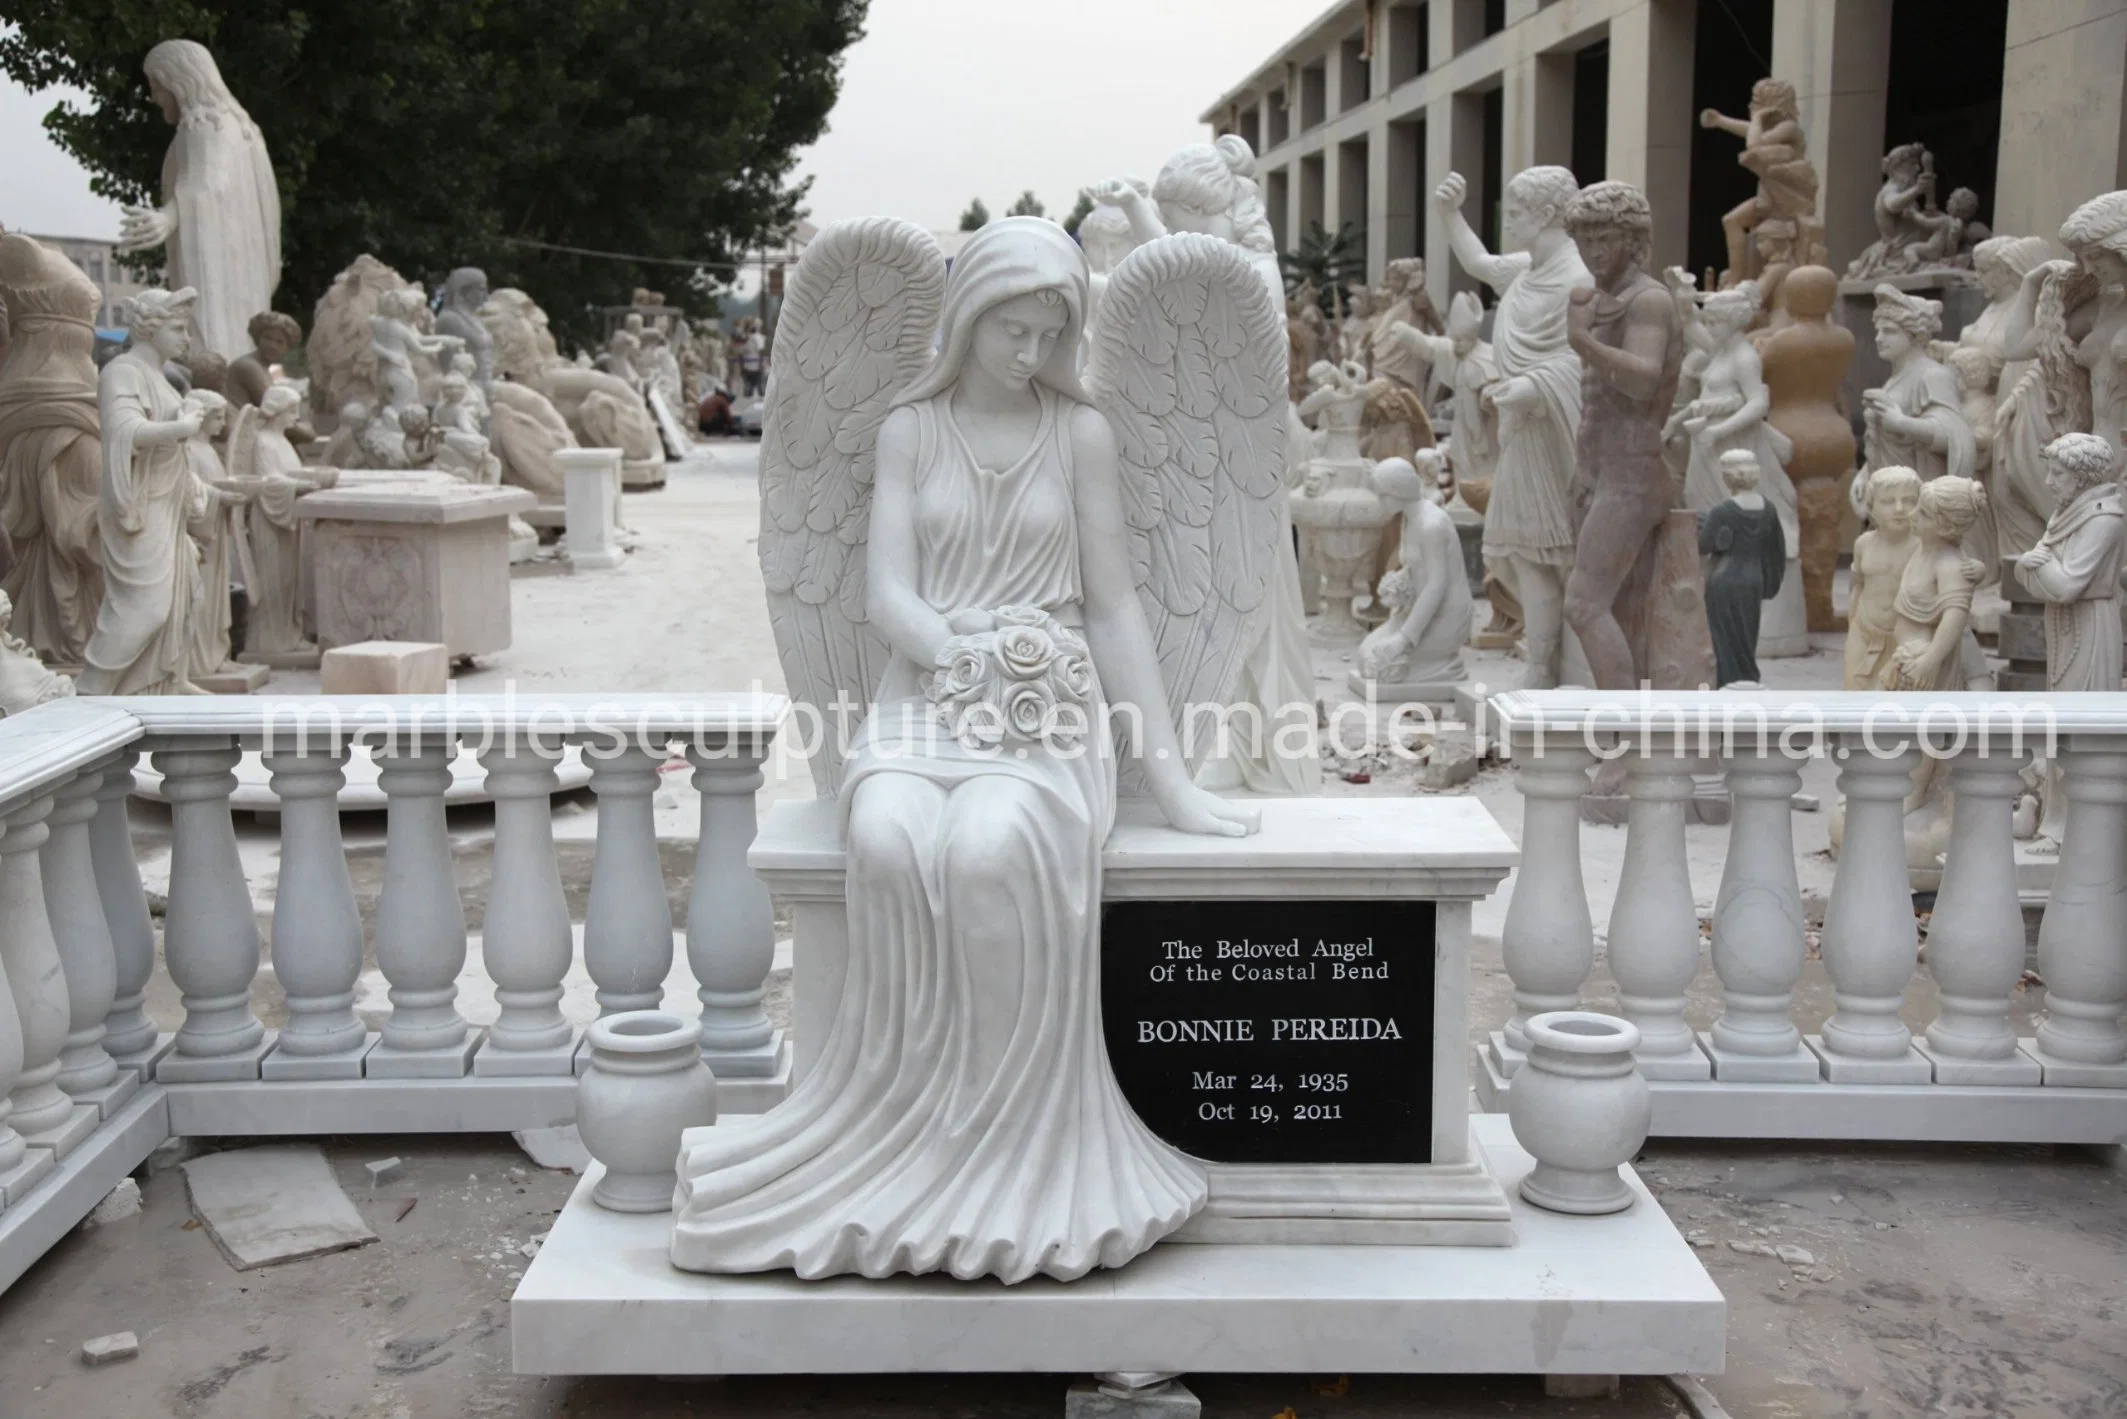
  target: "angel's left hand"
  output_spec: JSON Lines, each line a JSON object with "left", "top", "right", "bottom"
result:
{"left": 1157, "top": 782, "right": 1260, "bottom": 839}
{"left": 946, "top": 608, "right": 996, "bottom": 635}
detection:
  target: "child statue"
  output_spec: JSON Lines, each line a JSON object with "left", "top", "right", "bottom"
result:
{"left": 227, "top": 384, "right": 335, "bottom": 664}
{"left": 2015, "top": 432, "right": 2125, "bottom": 691}
{"left": 1843, "top": 465, "right": 1922, "bottom": 689}
{"left": 179, "top": 389, "right": 251, "bottom": 681}
{"left": 1354, "top": 452, "right": 1472, "bottom": 695}
{"left": 1698, "top": 449, "right": 1786, "bottom": 686}
{"left": 0, "top": 590, "right": 75, "bottom": 715}
{"left": 1886, "top": 476, "right": 1989, "bottom": 692}
{"left": 370, "top": 286, "right": 461, "bottom": 417}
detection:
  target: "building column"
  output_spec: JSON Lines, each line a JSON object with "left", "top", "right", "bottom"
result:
{"left": 1606, "top": 0, "right": 1694, "bottom": 272}
{"left": 1505, "top": 49, "right": 1574, "bottom": 177}
{"left": 1995, "top": 0, "right": 2127, "bottom": 240}
{"left": 1772, "top": 0, "right": 1891, "bottom": 271}
{"left": 1368, "top": 127, "right": 1394, "bottom": 280}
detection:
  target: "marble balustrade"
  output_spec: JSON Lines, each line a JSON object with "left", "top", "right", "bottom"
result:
{"left": 0, "top": 692, "right": 785, "bottom": 1289}
{"left": 1479, "top": 690, "right": 2127, "bottom": 1142}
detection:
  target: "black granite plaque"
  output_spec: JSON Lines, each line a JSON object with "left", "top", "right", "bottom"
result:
{"left": 1100, "top": 899, "right": 1436, "bottom": 1165}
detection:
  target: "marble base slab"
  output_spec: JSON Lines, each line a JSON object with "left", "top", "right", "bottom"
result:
{"left": 366, "top": 1029, "right": 486, "bottom": 1079}
{"left": 158, "top": 1034, "right": 275, "bottom": 1083}
{"left": 0, "top": 1088, "right": 167, "bottom": 1293}
{"left": 1805, "top": 1035, "right": 1935, "bottom": 1085}
{"left": 1915, "top": 1041, "right": 2043, "bottom": 1087}
{"left": 510, "top": 1115, "right": 1723, "bottom": 1378}
{"left": 701, "top": 1030, "right": 788, "bottom": 1082}
{"left": 238, "top": 646, "right": 324, "bottom": 670}
{"left": 1634, "top": 1039, "right": 1713, "bottom": 1082}
{"left": 68, "top": 1067, "right": 143, "bottom": 1121}
{"left": 1701, "top": 1033, "right": 1824, "bottom": 1084}
{"left": 0, "top": 1148, "right": 56, "bottom": 1208}
{"left": 2028, "top": 1048, "right": 2127, "bottom": 1089}
{"left": 1344, "top": 672, "right": 1466, "bottom": 707}
{"left": 1477, "top": 1045, "right": 2127, "bottom": 1142}
{"left": 109, "top": 1033, "right": 176, "bottom": 1080}
{"left": 19, "top": 1102, "right": 101, "bottom": 1161}
{"left": 1485, "top": 1030, "right": 1526, "bottom": 1080}
{"left": 475, "top": 1033, "right": 581, "bottom": 1078}
{"left": 196, "top": 663, "right": 271, "bottom": 694}
{"left": 262, "top": 1033, "right": 378, "bottom": 1081}
{"left": 1170, "top": 1131, "right": 1513, "bottom": 1245}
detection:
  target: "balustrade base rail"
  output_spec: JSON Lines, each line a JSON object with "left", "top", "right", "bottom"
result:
{"left": 1477, "top": 1047, "right": 2127, "bottom": 1144}
{"left": 0, "top": 1090, "right": 169, "bottom": 1295}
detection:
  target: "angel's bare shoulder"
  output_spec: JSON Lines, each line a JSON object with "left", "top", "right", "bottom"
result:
{"left": 1066, "top": 399, "right": 1115, "bottom": 458}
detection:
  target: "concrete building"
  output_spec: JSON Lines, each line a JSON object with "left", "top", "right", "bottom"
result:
{"left": 1201, "top": 0, "right": 2127, "bottom": 310}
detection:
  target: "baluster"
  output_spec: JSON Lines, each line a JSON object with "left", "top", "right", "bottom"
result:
{"left": 2032, "top": 743, "right": 2127, "bottom": 1085}
{"left": 473, "top": 734, "right": 576, "bottom": 1075}
{"left": 367, "top": 733, "right": 479, "bottom": 1076}
{"left": 1812, "top": 734, "right": 1931, "bottom": 1081}
{"left": 0, "top": 813, "right": 54, "bottom": 1205}
{"left": 1488, "top": 734, "right": 1595, "bottom": 1080}
{"left": 584, "top": 743, "right": 674, "bottom": 1017}
{"left": 90, "top": 749, "right": 164, "bottom": 1073}
{"left": 1917, "top": 744, "right": 2041, "bottom": 1084}
{"left": 687, "top": 736, "right": 784, "bottom": 1082}
{"left": 43, "top": 764, "right": 137, "bottom": 1117}
{"left": 1705, "top": 745, "right": 1818, "bottom": 1080}
{"left": 0, "top": 794, "right": 96, "bottom": 1155}
{"left": 152, "top": 742, "right": 270, "bottom": 1081}
{"left": 1606, "top": 741, "right": 1710, "bottom": 1078}
{"left": 259, "top": 738, "right": 372, "bottom": 1078}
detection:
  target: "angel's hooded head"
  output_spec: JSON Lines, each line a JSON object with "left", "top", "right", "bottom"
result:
{"left": 899, "top": 217, "right": 1090, "bottom": 406}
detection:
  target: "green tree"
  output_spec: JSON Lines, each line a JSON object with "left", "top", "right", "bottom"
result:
{"left": 1060, "top": 190, "right": 1095, "bottom": 239}
{"left": 1279, "top": 221, "right": 1366, "bottom": 316}
{"left": 1005, "top": 189, "right": 1044, "bottom": 219}
{"left": 0, "top": 0, "right": 867, "bottom": 348}
{"left": 958, "top": 197, "right": 990, "bottom": 231}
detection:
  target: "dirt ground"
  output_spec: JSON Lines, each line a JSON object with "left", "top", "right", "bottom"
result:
{"left": 3, "top": 445, "right": 2122, "bottom": 1417}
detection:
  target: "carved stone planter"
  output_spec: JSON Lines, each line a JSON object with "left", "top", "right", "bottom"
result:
{"left": 578, "top": 1011, "right": 717, "bottom": 1213}
{"left": 1506, "top": 1011, "right": 1650, "bottom": 1215}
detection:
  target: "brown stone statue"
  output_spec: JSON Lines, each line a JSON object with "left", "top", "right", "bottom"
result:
{"left": 1699, "top": 79, "right": 1830, "bottom": 290}
{"left": 1562, "top": 181, "right": 1686, "bottom": 690}
{"left": 1760, "top": 266, "right": 1857, "bottom": 632}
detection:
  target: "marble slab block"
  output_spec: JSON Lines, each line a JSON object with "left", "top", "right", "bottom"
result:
{"left": 69, "top": 1067, "right": 143, "bottom": 1121}
{"left": 157, "top": 1033, "right": 275, "bottom": 1084}
{"left": 0, "top": 1148, "right": 56, "bottom": 1209}
{"left": 556, "top": 448, "right": 624, "bottom": 570}
{"left": 510, "top": 1114, "right": 1724, "bottom": 1379}
{"left": 261, "top": 1033, "right": 378, "bottom": 1081}
{"left": 1701, "top": 1032, "right": 1825, "bottom": 1084}
{"left": 1805, "top": 1035, "right": 1935, "bottom": 1085}
{"left": 365, "top": 1029, "right": 486, "bottom": 1080}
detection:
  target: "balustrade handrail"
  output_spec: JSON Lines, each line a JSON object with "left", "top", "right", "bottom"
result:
{"left": 0, "top": 701, "right": 145, "bottom": 815}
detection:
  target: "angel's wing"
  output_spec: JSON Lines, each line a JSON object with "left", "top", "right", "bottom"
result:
{"left": 758, "top": 217, "right": 946, "bottom": 793}
{"left": 1086, "top": 233, "right": 1287, "bottom": 771}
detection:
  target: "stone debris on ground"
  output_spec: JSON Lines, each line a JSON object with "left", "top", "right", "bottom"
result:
{"left": 181, "top": 1144, "right": 379, "bottom": 1271}
{"left": 511, "top": 1124, "right": 591, "bottom": 1173}
{"left": 365, "top": 1157, "right": 404, "bottom": 1187}
{"left": 86, "top": 1177, "right": 142, "bottom": 1226}
{"left": 80, "top": 1332, "right": 139, "bottom": 1366}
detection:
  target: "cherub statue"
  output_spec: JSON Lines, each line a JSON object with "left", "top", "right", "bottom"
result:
{"left": 1913, "top": 188, "right": 1985, "bottom": 270}
{"left": 370, "top": 286, "right": 461, "bottom": 416}
{"left": 1847, "top": 144, "right": 1977, "bottom": 281}
{"left": 1077, "top": 177, "right": 1146, "bottom": 354}
{"left": 1355, "top": 452, "right": 1471, "bottom": 691}
{"left": 482, "top": 287, "right": 663, "bottom": 484}
{"left": 2015, "top": 432, "right": 2125, "bottom": 692}
{"left": 177, "top": 389, "right": 252, "bottom": 681}
{"left": 1843, "top": 464, "right": 1922, "bottom": 689}
{"left": 225, "top": 385, "right": 335, "bottom": 662}
{"left": 1698, "top": 79, "right": 1829, "bottom": 288}
{"left": 0, "top": 589, "right": 75, "bottom": 714}
{"left": 671, "top": 216, "right": 1279, "bottom": 1282}
{"left": 432, "top": 372, "right": 503, "bottom": 484}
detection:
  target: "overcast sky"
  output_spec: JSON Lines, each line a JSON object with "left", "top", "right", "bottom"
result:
{"left": 1, "top": 0, "right": 1312, "bottom": 244}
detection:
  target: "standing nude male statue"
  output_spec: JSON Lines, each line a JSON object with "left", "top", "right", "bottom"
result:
{"left": 1562, "top": 181, "right": 1683, "bottom": 690}
{"left": 1433, "top": 165, "right": 1589, "bottom": 688}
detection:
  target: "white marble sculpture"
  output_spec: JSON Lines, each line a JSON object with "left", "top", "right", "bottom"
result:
{"left": 371, "top": 287, "right": 461, "bottom": 417}
{"left": 435, "top": 268, "right": 495, "bottom": 390}
{"left": 1862, "top": 285, "right": 1977, "bottom": 489}
{"left": 1355, "top": 453, "right": 1471, "bottom": 695}
{"left": 77, "top": 289, "right": 207, "bottom": 696}
{"left": 0, "top": 230, "right": 104, "bottom": 664}
{"left": 482, "top": 289, "right": 663, "bottom": 484}
{"left": 116, "top": 41, "right": 280, "bottom": 361}
{"left": 1435, "top": 166, "right": 1590, "bottom": 688}
{"left": 1293, "top": 359, "right": 1392, "bottom": 635}
{"left": 432, "top": 372, "right": 502, "bottom": 484}
{"left": 2054, "top": 191, "right": 2127, "bottom": 460}
{"left": 1090, "top": 136, "right": 1319, "bottom": 794}
{"left": 1958, "top": 235, "right": 2058, "bottom": 561}
{"left": 179, "top": 388, "right": 250, "bottom": 684}
{"left": 307, "top": 255, "right": 419, "bottom": 423}
{"left": 1396, "top": 290, "right": 1499, "bottom": 487}
{"left": 1669, "top": 278, "right": 1805, "bottom": 656}
{"left": 2015, "top": 432, "right": 2124, "bottom": 691}
{"left": 226, "top": 385, "right": 333, "bottom": 663}
{"left": 607, "top": 313, "right": 648, "bottom": 392}
{"left": 671, "top": 215, "right": 1281, "bottom": 1283}
{"left": 0, "top": 590, "right": 74, "bottom": 714}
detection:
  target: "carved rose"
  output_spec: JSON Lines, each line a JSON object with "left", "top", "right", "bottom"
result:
{"left": 996, "top": 625, "right": 1056, "bottom": 680}
{"left": 1003, "top": 680, "right": 1056, "bottom": 740}
{"left": 1055, "top": 652, "right": 1096, "bottom": 704}
{"left": 933, "top": 642, "right": 989, "bottom": 703}
{"left": 954, "top": 700, "right": 1008, "bottom": 750}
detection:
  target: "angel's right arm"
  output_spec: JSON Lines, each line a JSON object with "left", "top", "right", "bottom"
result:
{"left": 867, "top": 406, "right": 956, "bottom": 666}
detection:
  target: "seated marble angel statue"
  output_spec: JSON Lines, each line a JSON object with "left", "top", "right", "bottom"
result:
{"left": 672, "top": 215, "right": 1288, "bottom": 1283}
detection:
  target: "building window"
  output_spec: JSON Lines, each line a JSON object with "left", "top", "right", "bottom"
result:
{"left": 1339, "top": 35, "right": 1371, "bottom": 112}
{"left": 1301, "top": 61, "right": 1327, "bottom": 130}
{"left": 1267, "top": 89, "right": 1290, "bottom": 148}
{"left": 1388, "top": 3, "right": 1429, "bottom": 87}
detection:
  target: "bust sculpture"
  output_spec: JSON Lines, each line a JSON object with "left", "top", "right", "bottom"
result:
{"left": 227, "top": 310, "right": 300, "bottom": 410}
{"left": 77, "top": 288, "right": 207, "bottom": 696}
{"left": 1562, "top": 180, "right": 1683, "bottom": 690}
{"left": 1434, "top": 165, "right": 1589, "bottom": 688}
{"left": 115, "top": 41, "right": 280, "bottom": 360}
{"left": 1760, "top": 266, "right": 1855, "bottom": 630}
{"left": 0, "top": 590, "right": 74, "bottom": 714}
{"left": 2015, "top": 432, "right": 2124, "bottom": 691}
{"left": 0, "top": 230, "right": 105, "bottom": 664}
{"left": 434, "top": 269, "right": 495, "bottom": 390}
{"left": 1699, "top": 78, "right": 1829, "bottom": 288}
{"left": 1699, "top": 449, "right": 1786, "bottom": 686}
{"left": 671, "top": 216, "right": 1281, "bottom": 1282}
{"left": 1355, "top": 453, "right": 1471, "bottom": 694}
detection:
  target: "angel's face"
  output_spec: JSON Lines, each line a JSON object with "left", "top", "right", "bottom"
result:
{"left": 972, "top": 292, "right": 1069, "bottom": 388}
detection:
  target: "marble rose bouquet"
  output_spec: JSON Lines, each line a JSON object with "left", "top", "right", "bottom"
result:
{"left": 926, "top": 605, "right": 1098, "bottom": 754}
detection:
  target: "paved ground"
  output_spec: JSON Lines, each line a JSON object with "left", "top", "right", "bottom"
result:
{"left": 2, "top": 441, "right": 2121, "bottom": 1417}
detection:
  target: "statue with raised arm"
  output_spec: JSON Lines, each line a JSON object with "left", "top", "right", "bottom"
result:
{"left": 1561, "top": 180, "right": 1683, "bottom": 691}
{"left": 1699, "top": 79, "right": 1829, "bottom": 288}
{"left": 672, "top": 216, "right": 1283, "bottom": 1282}
{"left": 115, "top": 41, "right": 280, "bottom": 361}
{"left": 1434, "top": 165, "right": 1589, "bottom": 688}
{"left": 77, "top": 289, "right": 208, "bottom": 696}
